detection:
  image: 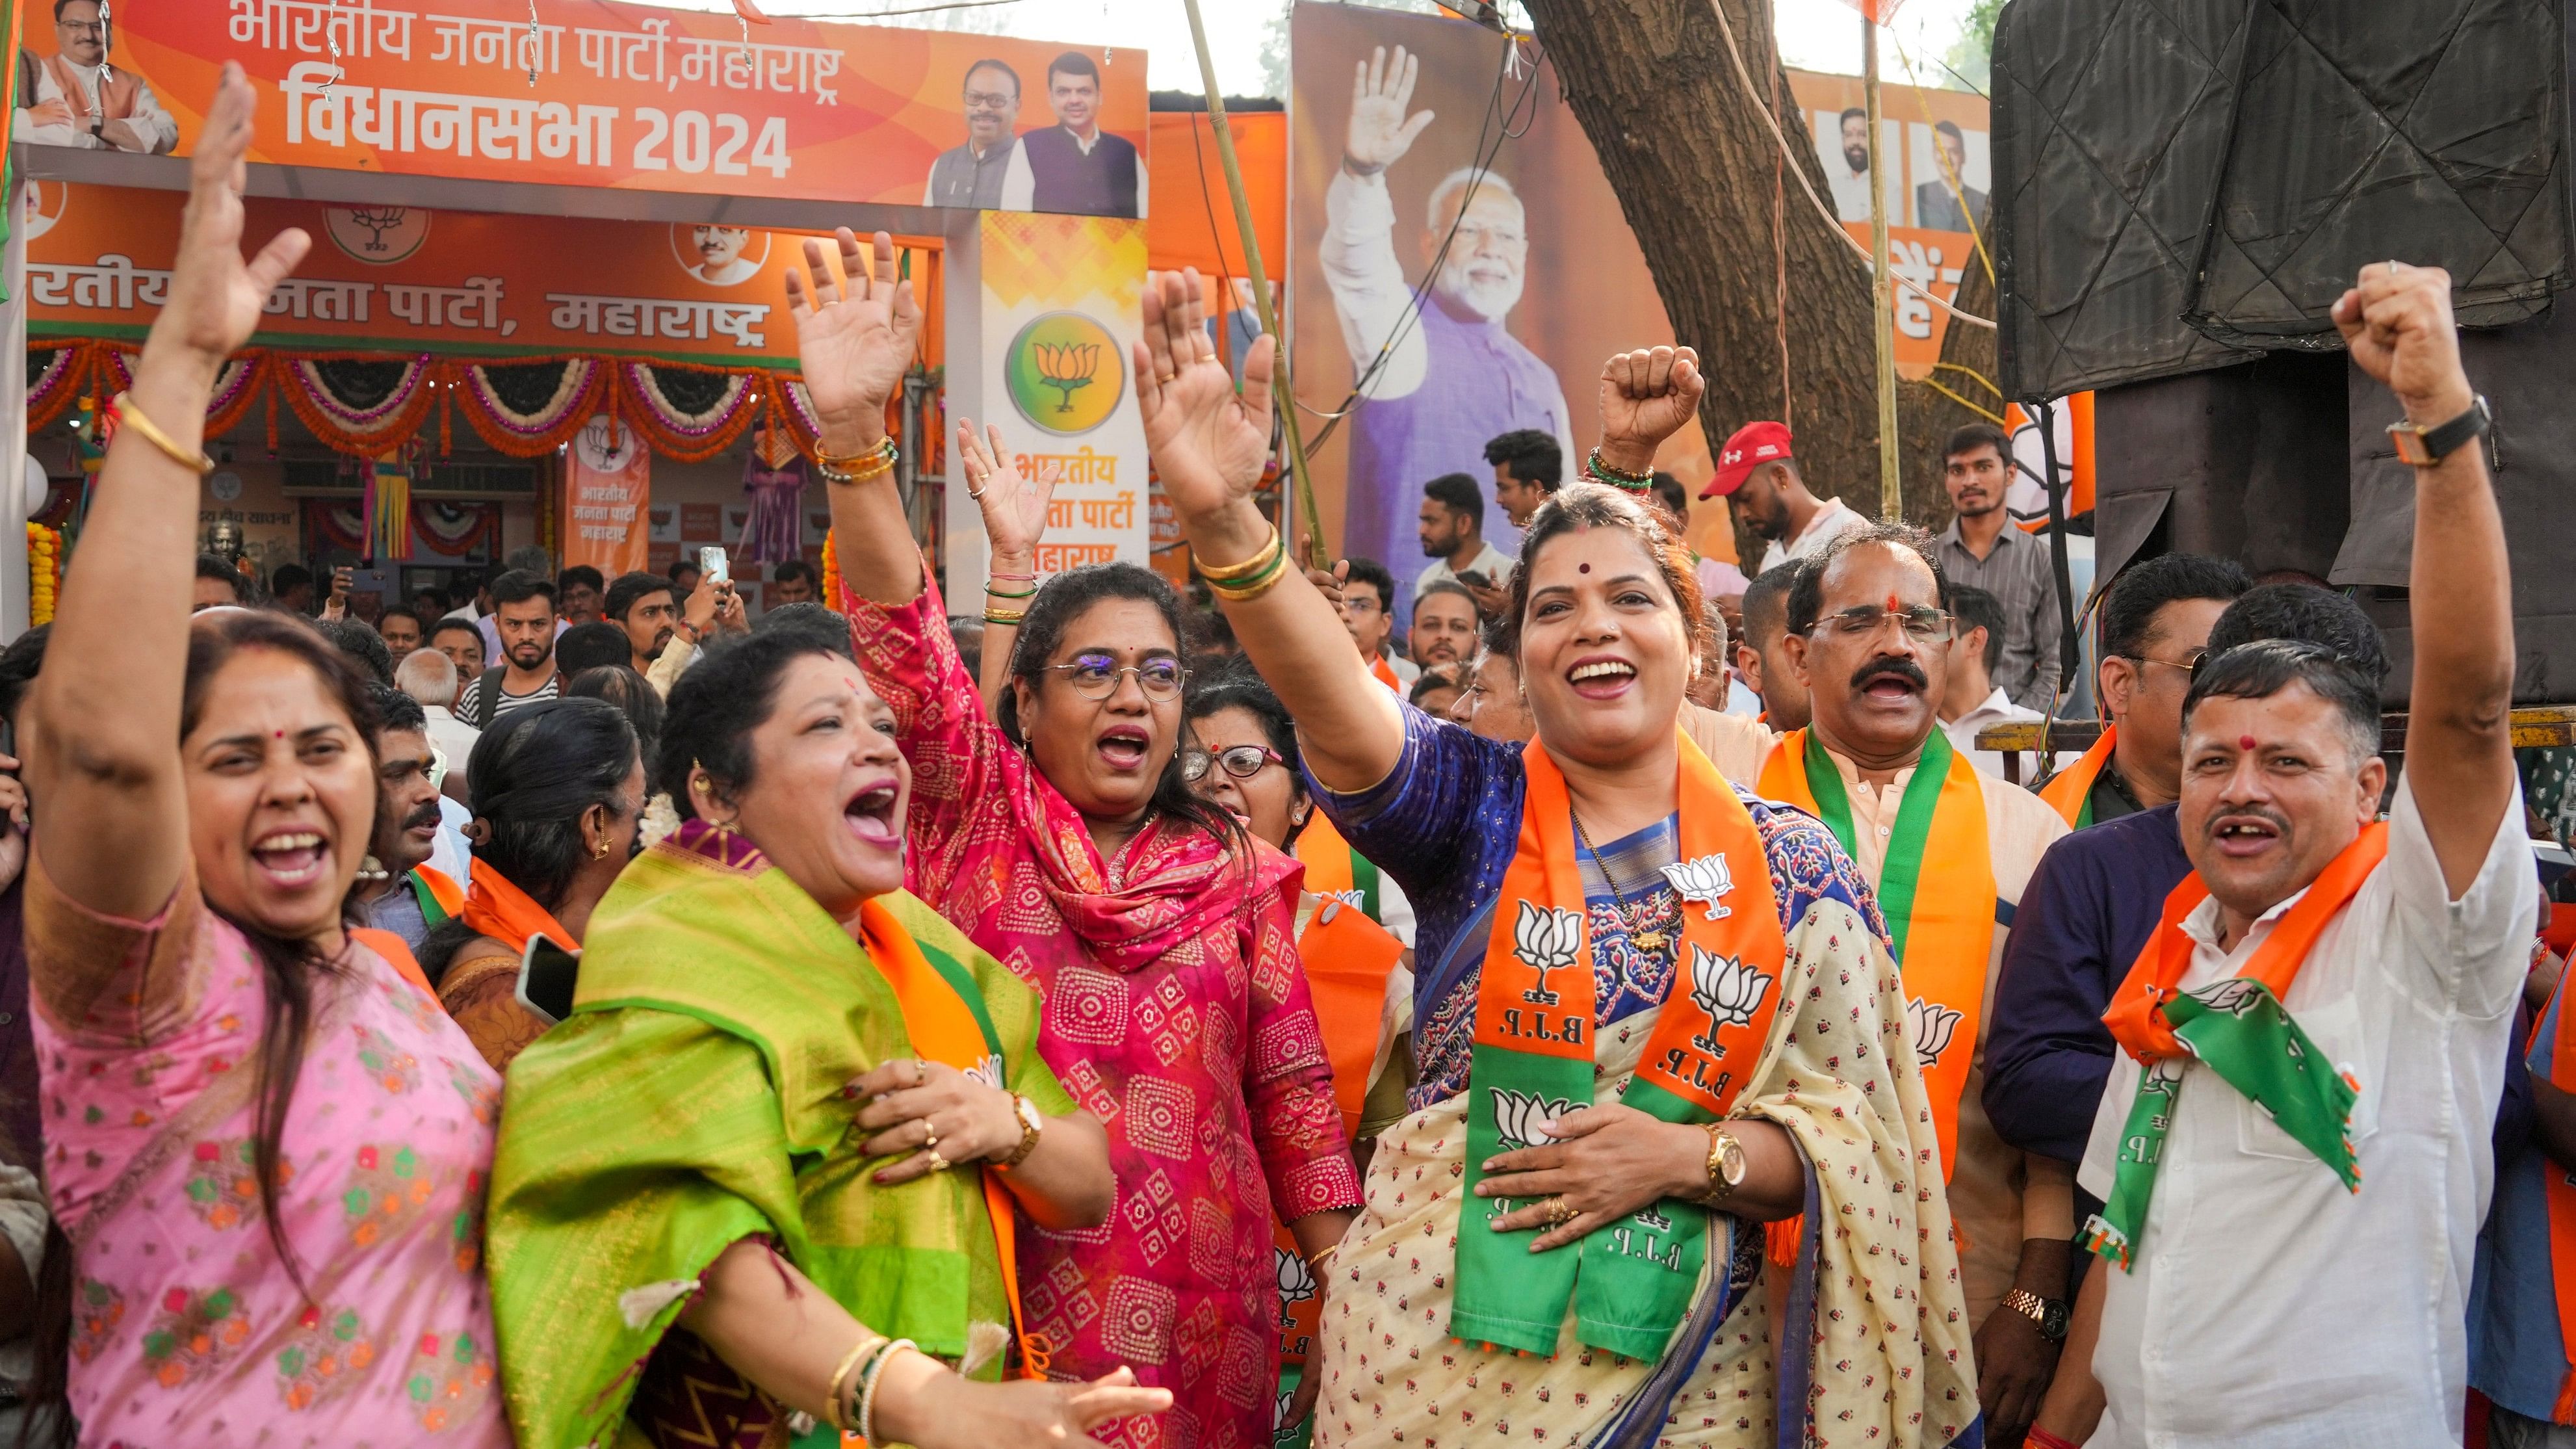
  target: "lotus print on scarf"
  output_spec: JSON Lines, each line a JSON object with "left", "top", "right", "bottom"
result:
{"left": 1490, "top": 1088, "right": 1575, "bottom": 1152}
{"left": 1907, "top": 996, "right": 1964, "bottom": 1067}
{"left": 2191, "top": 978, "right": 2269, "bottom": 1018}
{"left": 1686, "top": 945, "right": 1773, "bottom": 1054}
{"left": 963, "top": 1053, "right": 1007, "bottom": 1092}
{"left": 1659, "top": 853, "right": 1737, "bottom": 921}
{"left": 1511, "top": 900, "right": 1584, "bottom": 1006}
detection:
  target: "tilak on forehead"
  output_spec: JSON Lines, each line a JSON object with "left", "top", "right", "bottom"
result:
{"left": 2241, "top": 735, "right": 2259, "bottom": 751}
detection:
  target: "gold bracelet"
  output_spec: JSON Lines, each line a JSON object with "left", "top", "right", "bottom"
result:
{"left": 982, "top": 607, "right": 1027, "bottom": 627}
{"left": 1204, "top": 547, "right": 1290, "bottom": 603}
{"left": 817, "top": 436, "right": 898, "bottom": 470}
{"left": 1195, "top": 525, "right": 1283, "bottom": 584}
{"left": 824, "top": 1332, "right": 885, "bottom": 1433}
{"left": 109, "top": 392, "right": 215, "bottom": 475}
{"left": 816, "top": 437, "right": 899, "bottom": 487}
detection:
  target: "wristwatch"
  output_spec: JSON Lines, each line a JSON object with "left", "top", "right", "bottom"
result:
{"left": 995, "top": 1092, "right": 1045, "bottom": 1171}
{"left": 2001, "top": 1287, "right": 2070, "bottom": 1344}
{"left": 1699, "top": 1125, "right": 1746, "bottom": 1205}
{"left": 2387, "top": 394, "right": 2491, "bottom": 467}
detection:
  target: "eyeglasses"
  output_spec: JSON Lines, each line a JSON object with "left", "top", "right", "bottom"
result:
{"left": 1182, "top": 744, "right": 1282, "bottom": 783}
{"left": 2122, "top": 651, "right": 2205, "bottom": 680}
{"left": 1812, "top": 604, "right": 1952, "bottom": 644}
{"left": 1045, "top": 658, "right": 1189, "bottom": 701}
{"left": 963, "top": 90, "right": 1015, "bottom": 109}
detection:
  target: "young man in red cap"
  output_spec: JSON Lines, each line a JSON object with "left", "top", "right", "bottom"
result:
{"left": 1702, "top": 420, "right": 1866, "bottom": 575}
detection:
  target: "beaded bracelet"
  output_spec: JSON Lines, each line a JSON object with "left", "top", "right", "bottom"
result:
{"left": 817, "top": 437, "right": 900, "bottom": 487}
{"left": 982, "top": 607, "right": 1028, "bottom": 627}
{"left": 856, "top": 1338, "right": 918, "bottom": 1446}
{"left": 1585, "top": 447, "right": 1654, "bottom": 491}
{"left": 1196, "top": 525, "right": 1283, "bottom": 584}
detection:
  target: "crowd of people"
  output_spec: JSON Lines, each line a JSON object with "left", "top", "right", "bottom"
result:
{"left": 0, "top": 61, "right": 2554, "bottom": 1449}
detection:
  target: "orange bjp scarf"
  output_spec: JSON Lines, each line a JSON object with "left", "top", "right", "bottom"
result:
{"left": 460, "top": 857, "right": 579, "bottom": 958}
{"left": 1758, "top": 727, "right": 1994, "bottom": 1178}
{"left": 2038, "top": 726, "right": 2117, "bottom": 828}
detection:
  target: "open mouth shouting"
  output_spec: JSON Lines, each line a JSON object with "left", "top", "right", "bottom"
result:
{"left": 1096, "top": 724, "right": 1154, "bottom": 774}
{"left": 250, "top": 827, "right": 334, "bottom": 889}
{"left": 1566, "top": 655, "right": 1638, "bottom": 701}
{"left": 845, "top": 778, "right": 902, "bottom": 849}
{"left": 2205, "top": 809, "right": 2287, "bottom": 859}
{"left": 1851, "top": 658, "right": 1928, "bottom": 708}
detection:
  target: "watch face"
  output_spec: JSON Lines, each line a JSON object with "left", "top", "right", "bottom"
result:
{"left": 1719, "top": 1136, "right": 1747, "bottom": 1186}
{"left": 2040, "top": 1301, "right": 2070, "bottom": 1339}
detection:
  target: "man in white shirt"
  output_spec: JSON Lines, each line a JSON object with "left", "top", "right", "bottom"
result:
{"left": 1942, "top": 584, "right": 2044, "bottom": 779}
{"left": 12, "top": 0, "right": 176, "bottom": 153}
{"left": 1701, "top": 419, "right": 1866, "bottom": 575}
{"left": 1413, "top": 471, "right": 1514, "bottom": 611}
{"left": 1824, "top": 106, "right": 1881, "bottom": 224}
{"left": 2040, "top": 264, "right": 2532, "bottom": 1449}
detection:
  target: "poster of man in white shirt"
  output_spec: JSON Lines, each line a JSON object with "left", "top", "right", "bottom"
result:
{"left": 12, "top": 0, "right": 177, "bottom": 154}
{"left": 1817, "top": 105, "right": 1902, "bottom": 226}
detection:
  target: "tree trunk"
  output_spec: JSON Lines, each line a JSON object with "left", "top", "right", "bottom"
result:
{"left": 1523, "top": 0, "right": 1973, "bottom": 545}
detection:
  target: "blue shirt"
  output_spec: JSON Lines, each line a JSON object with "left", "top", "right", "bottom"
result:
{"left": 1311, "top": 701, "right": 1885, "bottom": 1110}
{"left": 1982, "top": 803, "right": 2192, "bottom": 1164}
{"left": 2471, "top": 988, "right": 2561, "bottom": 1420}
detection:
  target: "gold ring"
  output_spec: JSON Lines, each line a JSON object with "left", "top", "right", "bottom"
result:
{"left": 914, "top": 1060, "right": 926, "bottom": 1088}
{"left": 920, "top": 1123, "right": 939, "bottom": 1151}
{"left": 1541, "top": 1197, "right": 1577, "bottom": 1228}
{"left": 926, "top": 1147, "right": 950, "bottom": 1173}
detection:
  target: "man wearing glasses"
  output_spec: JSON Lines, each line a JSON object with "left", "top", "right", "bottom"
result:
{"left": 1757, "top": 523, "right": 2076, "bottom": 1448}
{"left": 921, "top": 58, "right": 1022, "bottom": 210}
{"left": 12, "top": 0, "right": 176, "bottom": 154}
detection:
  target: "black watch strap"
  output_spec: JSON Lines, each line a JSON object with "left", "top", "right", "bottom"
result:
{"left": 2390, "top": 395, "right": 2490, "bottom": 466}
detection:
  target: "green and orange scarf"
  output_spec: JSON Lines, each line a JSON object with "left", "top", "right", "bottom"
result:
{"left": 2083, "top": 824, "right": 2383, "bottom": 1270}
{"left": 2038, "top": 727, "right": 2116, "bottom": 828}
{"left": 1760, "top": 727, "right": 1993, "bottom": 1177}
{"left": 1452, "top": 729, "right": 1786, "bottom": 1360}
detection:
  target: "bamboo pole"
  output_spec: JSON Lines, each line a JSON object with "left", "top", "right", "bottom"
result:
{"left": 1178, "top": 0, "right": 1327, "bottom": 568}
{"left": 1863, "top": 8, "right": 1901, "bottom": 521}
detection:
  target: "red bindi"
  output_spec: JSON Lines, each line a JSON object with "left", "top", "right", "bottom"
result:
{"left": 272, "top": 729, "right": 285, "bottom": 740}
{"left": 1885, "top": 593, "right": 1901, "bottom": 612}
{"left": 1578, "top": 562, "right": 1591, "bottom": 574}
{"left": 2239, "top": 735, "right": 2258, "bottom": 751}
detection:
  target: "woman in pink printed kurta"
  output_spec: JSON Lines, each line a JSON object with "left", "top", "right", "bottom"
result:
{"left": 840, "top": 571, "right": 1360, "bottom": 1449}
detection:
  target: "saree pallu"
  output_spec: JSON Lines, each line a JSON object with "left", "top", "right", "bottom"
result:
{"left": 487, "top": 826, "right": 1076, "bottom": 1449}
{"left": 1307, "top": 888, "right": 1979, "bottom": 1449}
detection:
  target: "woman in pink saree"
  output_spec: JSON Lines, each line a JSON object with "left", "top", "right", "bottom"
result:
{"left": 788, "top": 231, "right": 1361, "bottom": 1449}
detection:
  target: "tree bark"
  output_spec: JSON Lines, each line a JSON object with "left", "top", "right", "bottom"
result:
{"left": 1524, "top": 0, "right": 1980, "bottom": 548}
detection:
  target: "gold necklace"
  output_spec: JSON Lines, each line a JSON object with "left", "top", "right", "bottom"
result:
{"left": 1572, "top": 812, "right": 1671, "bottom": 954}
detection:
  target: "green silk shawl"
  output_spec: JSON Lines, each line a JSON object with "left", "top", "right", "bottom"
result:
{"left": 486, "top": 838, "right": 1073, "bottom": 1449}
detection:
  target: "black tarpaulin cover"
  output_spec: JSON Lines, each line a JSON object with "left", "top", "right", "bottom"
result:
{"left": 1991, "top": 0, "right": 2570, "bottom": 401}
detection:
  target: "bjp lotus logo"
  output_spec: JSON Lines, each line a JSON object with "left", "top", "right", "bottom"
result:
{"left": 1006, "top": 311, "right": 1125, "bottom": 436}
{"left": 1907, "top": 996, "right": 1964, "bottom": 1067}
{"left": 1661, "top": 854, "right": 1736, "bottom": 920}
{"left": 1275, "top": 1246, "right": 1317, "bottom": 1309}
{"left": 1686, "top": 945, "right": 1771, "bottom": 1052}
{"left": 1510, "top": 901, "right": 1584, "bottom": 1006}
{"left": 1490, "top": 1088, "right": 1575, "bottom": 1152}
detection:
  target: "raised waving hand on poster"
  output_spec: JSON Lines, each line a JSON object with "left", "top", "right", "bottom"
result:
{"left": 786, "top": 228, "right": 923, "bottom": 450}
{"left": 1345, "top": 45, "right": 1435, "bottom": 174}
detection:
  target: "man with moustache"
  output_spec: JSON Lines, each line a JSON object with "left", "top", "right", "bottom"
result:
{"left": 12, "top": 0, "right": 177, "bottom": 153}
{"left": 1408, "top": 581, "right": 1479, "bottom": 670}
{"left": 1756, "top": 523, "right": 2074, "bottom": 1446}
{"left": 2034, "top": 265, "right": 2532, "bottom": 1449}
{"left": 1936, "top": 423, "right": 2064, "bottom": 710}
{"left": 923, "top": 57, "right": 1024, "bottom": 209}
{"left": 1325, "top": 45, "right": 1575, "bottom": 618}
{"left": 350, "top": 686, "right": 464, "bottom": 954}
{"left": 556, "top": 566, "right": 605, "bottom": 628}
{"left": 683, "top": 226, "right": 759, "bottom": 285}
{"left": 455, "top": 570, "right": 562, "bottom": 727}
{"left": 605, "top": 569, "right": 681, "bottom": 676}
{"left": 1414, "top": 471, "right": 1514, "bottom": 608}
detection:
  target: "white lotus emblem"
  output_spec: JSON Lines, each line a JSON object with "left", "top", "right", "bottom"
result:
{"left": 964, "top": 1054, "right": 1005, "bottom": 1091}
{"left": 1323, "top": 888, "right": 1366, "bottom": 910}
{"left": 1275, "top": 1245, "right": 1316, "bottom": 1307}
{"left": 1907, "top": 996, "right": 1963, "bottom": 1067}
{"left": 1277, "top": 1386, "right": 1298, "bottom": 1431}
{"left": 1511, "top": 900, "right": 1585, "bottom": 1006}
{"left": 1687, "top": 945, "right": 1772, "bottom": 1054}
{"left": 1633, "top": 1203, "right": 1673, "bottom": 1232}
{"left": 1661, "top": 853, "right": 1736, "bottom": 921}
{"left": 1490, "top": 1087, "right": 1575, "bottom": 1151}
{"left": 2191, "top": 978, "right": 2266, "bottom": 1018}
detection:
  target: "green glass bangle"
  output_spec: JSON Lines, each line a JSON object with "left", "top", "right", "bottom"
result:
{"left": 983, "top": 582, "right": 1038, "bottom": 599}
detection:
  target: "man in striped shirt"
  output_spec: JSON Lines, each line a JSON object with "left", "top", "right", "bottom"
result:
{"left": 454, "top": 570, "right": 562, "bottom": 727}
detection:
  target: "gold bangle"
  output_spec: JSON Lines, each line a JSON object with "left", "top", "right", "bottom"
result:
{"left": 109, "top": 392, "right": 215, "bottom": 475}
{"left": 1195, "top": 525, "right": 1283, "bottom": 584}
{"left": 982, "top": 607, "right": 1026, "bottom": 627}
{"left": 824, "top": 1332, "right": 885, "bottom": 1433}
{"left": 1204, "top": 547, "right": 1290, "bottom": 603}
{"left": 817, "top": 436, "right": 898, "bottom": 470}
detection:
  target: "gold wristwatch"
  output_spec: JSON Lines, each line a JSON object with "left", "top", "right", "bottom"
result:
{"left": 1700, "top": 1125, "right": 1746, "bottom": 1204}
{"left": 2001, "top": 1287, "right": 2070, "bottom": 1343}
{"left": 995, "top": 1092, "right": 1045, "bottom": 1171}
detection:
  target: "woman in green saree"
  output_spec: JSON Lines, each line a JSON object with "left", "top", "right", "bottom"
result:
{"left": 488, "top": 631, "right": 1160, "bottom": 1448}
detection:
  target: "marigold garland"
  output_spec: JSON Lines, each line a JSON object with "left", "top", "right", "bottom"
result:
{"left": 26, "top": 525, "right": 61, "bottom": 627}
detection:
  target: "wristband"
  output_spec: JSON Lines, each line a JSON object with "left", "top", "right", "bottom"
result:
{"left": 1585, "top": 447, "right": 1654, "bottom": 491}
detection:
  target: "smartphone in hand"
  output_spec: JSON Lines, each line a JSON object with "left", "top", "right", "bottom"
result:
{"left": 697, "top": 545, "right": 730, "bottom": 587}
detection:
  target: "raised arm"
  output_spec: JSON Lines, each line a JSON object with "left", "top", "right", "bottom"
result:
{"left": 793, "top": 229, "right": 928, "bottom": 608}
{"left": 2332, "top": 263, "right": 2514, "bottom": 896}
{"left": 1140, "top": 268, "right": 1403, "bottom": 793}
{"left": 27, "top": 65, "right": 309, "bottom": 920}
{"left": 954, "top": 417, "right": 1055, "bottom": 714}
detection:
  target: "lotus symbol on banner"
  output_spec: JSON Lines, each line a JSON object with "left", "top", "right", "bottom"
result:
{"left": 1034, "top": 341, "right": 1101, "bottom": 414}
{"left": 1490, "top": 1088, "right": 1574, "bottom": 1152}
{"left": 1908, "top": 997, "right": 1964, "bottom": 1067}
{"left": 1275, "top": 1245, "right": 1316, "bottom": 1308}
{"left": 1513, "top": 900, "right": 1584, "bottom": 1006}
{"left": 1688, "top": 945, "right": 1772, "bottom": 1054}
{"left": 1661, "top": 854, "right": 1736, "bottom": 920}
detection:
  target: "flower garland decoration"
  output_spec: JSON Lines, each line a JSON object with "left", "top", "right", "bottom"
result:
{"left": 454, "top": 358, "right": 605, "bottom": 457}
{"left": 25, "top": 345, "right": 86, "bottom": 431}
{"left": 616, "top": 361, "right": 762, "bottom": 462}
{"left": 25, "top": 525, "right": 59, "bottom": 627}
{"left": 277, "top": 355, "right": 440, "bottom": 455}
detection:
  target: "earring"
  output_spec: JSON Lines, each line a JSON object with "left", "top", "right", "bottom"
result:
{"left": 595, "top": 840, "right": 611, "bottom": 859}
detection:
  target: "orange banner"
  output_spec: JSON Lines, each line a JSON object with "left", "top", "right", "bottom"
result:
{"left": 1146, "top": 111, "right": 1285, "bottom": 277}
{"left": 562, "top": 414, "right": 651, "bottom": 578}
{"left": 11, "top": 0, "right": 1148, "bottom": 217}
{"left": 21, "top": 179, "right": 941, "bottom": 365}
